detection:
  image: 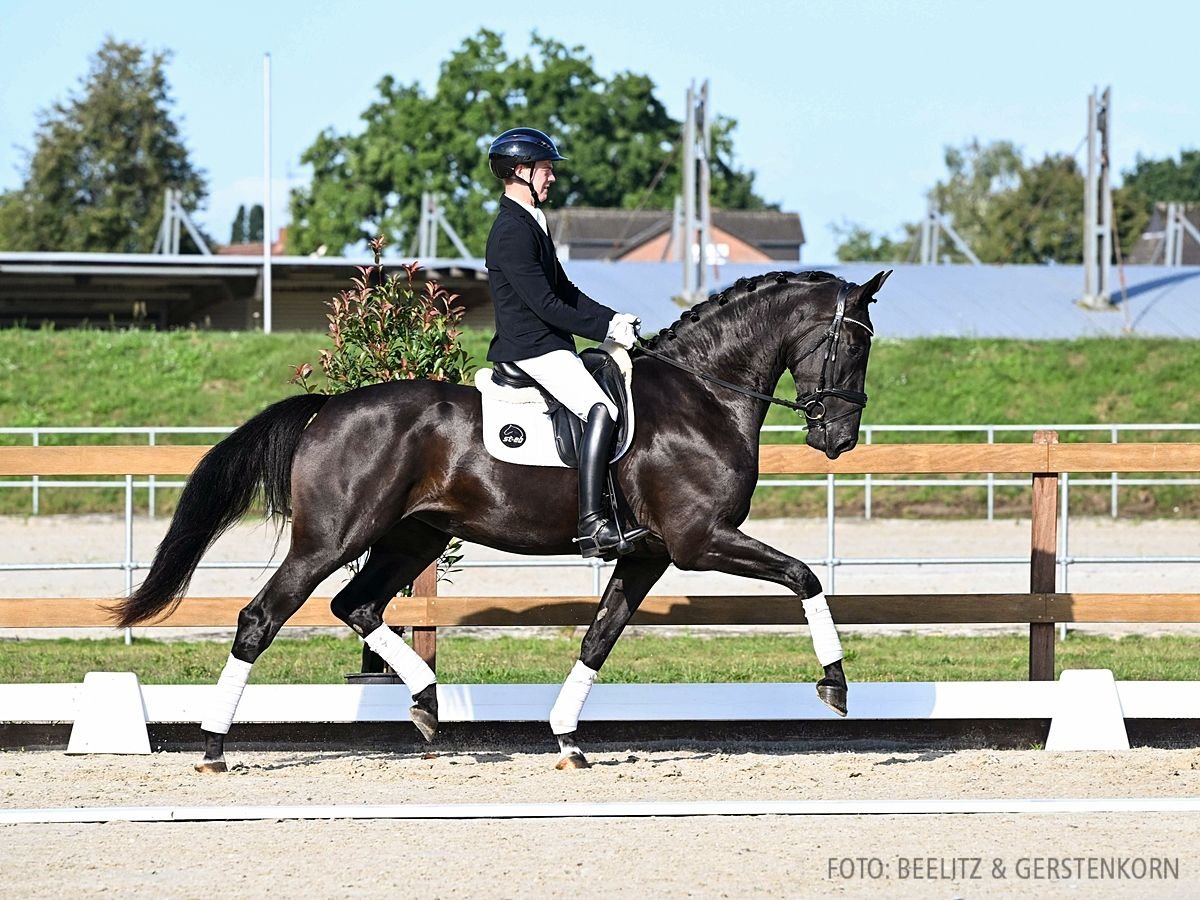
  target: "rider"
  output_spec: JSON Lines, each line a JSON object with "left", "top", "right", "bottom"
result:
{"left": 485, "top": 126, "right": 649, "bottom": 559}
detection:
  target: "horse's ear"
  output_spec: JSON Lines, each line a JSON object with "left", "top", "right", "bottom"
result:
{"left": 855, "top": 269, "right": 892, "bottom": 304}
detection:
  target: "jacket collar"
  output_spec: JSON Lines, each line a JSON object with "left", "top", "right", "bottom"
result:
{"left": 500, "top": 195, "right": 551, "bottom": 240}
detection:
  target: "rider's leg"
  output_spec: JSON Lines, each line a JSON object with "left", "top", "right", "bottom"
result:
{"left": 513, "top": 350, "right": 647, "bottom": 557}
{"left": 513, "top": 349, "right": 617, "bottom": 420}
{"left": 575, "top": 403, "right": 647, "bottom": 557}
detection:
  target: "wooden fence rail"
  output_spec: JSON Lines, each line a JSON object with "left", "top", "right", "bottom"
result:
{"left": 2, "top": 437, "right": 1198, "bottom": 680}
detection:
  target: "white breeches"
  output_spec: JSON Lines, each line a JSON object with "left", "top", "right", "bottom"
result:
{"left": 514, "top": 349, "right": 619, "bottom": 421}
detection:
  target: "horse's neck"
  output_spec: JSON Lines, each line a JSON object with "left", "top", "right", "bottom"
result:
{"left": 678, "top": 317, "right": 790, "bottom": 400}
{"left": 648, "top": 318, "right": 791, "bottom": 437}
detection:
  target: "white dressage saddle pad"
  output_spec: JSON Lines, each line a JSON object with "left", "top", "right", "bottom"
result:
{"left": 474, "top": 343, "right": 635, "bottom": 468}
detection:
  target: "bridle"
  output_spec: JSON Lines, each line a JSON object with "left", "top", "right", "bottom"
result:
{"left": 634, "top": 282, "right": 874, "bottom": 431}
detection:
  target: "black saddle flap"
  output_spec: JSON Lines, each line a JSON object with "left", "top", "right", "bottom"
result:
{"left": 549, "top": 349, "right": 629, "bottom": 467}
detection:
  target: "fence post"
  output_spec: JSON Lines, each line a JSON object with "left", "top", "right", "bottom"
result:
{"left": 411, "top": 562, "right": 438, "bottom": 671}
{"left": 1029, "top": 430, "right": 1059, "bottom": 680}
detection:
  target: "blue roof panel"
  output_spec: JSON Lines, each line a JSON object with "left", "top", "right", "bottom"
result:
{"left": 562, "top": 262, "right": 1200, "bottom": 339}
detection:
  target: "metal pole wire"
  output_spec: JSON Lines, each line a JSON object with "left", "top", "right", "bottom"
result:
{"left": 1059, "top": 473, "right": 1070, "bottom": 640}
{"left": 1111, "top": 425, "right": 1119, "bottom": 518}
{"left": 148, "top": 430, "right": 156, "bottom": 518}
{"left": 826, "top": 473, "right": 836, "bottom": 594}
{"left": 31, "top": 430, "right": 39, "bottom": 515}
{"left": 124, "top": 474, "right": 134, "bottom": 645}
{"left": 863, "top": 427, "right": 872, "bottom": 520}
{"left": 987, "top": 426, "right": 995, "bottom": 521}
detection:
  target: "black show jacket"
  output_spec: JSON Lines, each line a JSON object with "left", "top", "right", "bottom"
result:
{"left": 485, "top": 195, "right": 616, "bottom": 362}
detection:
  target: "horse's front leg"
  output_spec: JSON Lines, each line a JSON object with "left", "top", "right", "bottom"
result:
{"left": 550, "top": 554, "right": 670, "bottom": 769}
{"left": 671, "top": 524, "right": 848, "bottom": 716}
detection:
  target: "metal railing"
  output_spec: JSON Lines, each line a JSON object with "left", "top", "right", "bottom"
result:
{"left": 764, "top": 422, "right": 1200, "bottom": 522}
{"left": 2, "top": 425, "right": 1198, "bottom": 603}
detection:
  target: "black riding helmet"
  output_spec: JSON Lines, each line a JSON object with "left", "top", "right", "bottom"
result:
{"left": 488, "top": 127, "right": 566, "bottom": 207}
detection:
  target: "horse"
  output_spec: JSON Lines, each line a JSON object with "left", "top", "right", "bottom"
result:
{"left": 111, "top": 268, "right": 889, "bottom": 770}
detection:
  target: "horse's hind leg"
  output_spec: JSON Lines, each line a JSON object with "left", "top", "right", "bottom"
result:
{"left": 328, "top": 519, "right": 451, "bottom": 743}
{"left": 550, "top": 554, "right": 670, "bottom": 769}
{"left": 197, "top": 545, "right": 348, "bottom": 773}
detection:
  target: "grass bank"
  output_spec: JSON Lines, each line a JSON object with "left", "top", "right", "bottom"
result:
{"left": 3, "top": 632, "right": 1198, "bottom": 684}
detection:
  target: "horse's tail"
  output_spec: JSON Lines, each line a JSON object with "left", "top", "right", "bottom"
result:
{"left": 109, "top": 393, "right": 330, "bottom": 628}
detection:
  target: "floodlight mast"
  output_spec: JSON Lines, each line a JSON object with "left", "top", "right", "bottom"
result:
{"left": 1080, "top": 86, "right": 1113, "bottom": 309}
{"left": 679, "top": 79, "right": 712, "bottom": 304}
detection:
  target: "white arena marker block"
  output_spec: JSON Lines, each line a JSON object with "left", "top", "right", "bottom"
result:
{"left": 66, "top": 672, "right": 151, "bottom": 755}
{"left": 1045, "top": 669, "right": 1129, "bottom": 752}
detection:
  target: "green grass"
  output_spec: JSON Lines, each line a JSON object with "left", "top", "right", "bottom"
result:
{"left": 4, "top": 329, "right": 1195, "bottom": 431}
{"left": 2, "top": 328, "right": 1199, "bottom": 517}
{"left": 4, "top": 632, "right": 1198, "bottom": 684}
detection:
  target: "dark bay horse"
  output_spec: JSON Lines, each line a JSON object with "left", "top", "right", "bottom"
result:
{"left": 112, "top": 268, "right": 889, "bottom": 770}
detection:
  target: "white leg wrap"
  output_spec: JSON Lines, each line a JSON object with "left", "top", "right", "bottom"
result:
{"left": 363, "top": 625, "right": 436, "bottom": 696}
{"left": 201, "top": 654, "right": 253, "bottom": 735}
{"left": 549, "top": 660, "right": 598, "bottom": 735}
{"left": 801, "top": 592, "right": 844, "bottom": 667}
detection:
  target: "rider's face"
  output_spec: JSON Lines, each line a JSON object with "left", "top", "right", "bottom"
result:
{"left": 519, "top": 161, "right": 556, "bottom": 202}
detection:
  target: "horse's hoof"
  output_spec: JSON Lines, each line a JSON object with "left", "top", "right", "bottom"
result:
{"left": 194, "top": 758, "right": 228, "bottom": 774}
{"left": 410, "top": 706, "right": 438, "bottom": 743}
{"left": 816, "top": 681, "right": 848, "bottom": 717}
{"left": 555, "top": 752, "right": 591, "bottom": 770}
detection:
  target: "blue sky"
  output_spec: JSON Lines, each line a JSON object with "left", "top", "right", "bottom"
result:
{"left": 1, "top": 0, "right": 1195, "bottom": 263}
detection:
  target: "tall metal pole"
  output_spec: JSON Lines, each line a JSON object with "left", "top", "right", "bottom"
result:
{"left": 1164, "top": 203, "right": 1176, "bottom": 266}
{"left": 1081, "top": 86, "right": 1111, "bottom": 308}
{"left": 262, "top": 53, "right": 273, "bottom": 334}
{"left": 667, "top": 194, "right": 683, "bottom": 261}
{"left": 1082, "top": 91, "right": 1097, "bottom": 301}
{"left": 919, "top": 198, "right": 931, "bottom": 264}
{"left": 682, "top": 83, "right": 696, "bottom": 299}
{"left": 171, "top": 190, "right": 182, "bottom": 254}
{"left": 698, "top": 79, "right": 712, "bottom": 299}
{"left": 1098, "top": 87, "right": 1112, "bottom": 302}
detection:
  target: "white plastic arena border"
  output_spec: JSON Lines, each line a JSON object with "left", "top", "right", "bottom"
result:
{"left": 3, "top": 669, "right": 1199, "bottom": 754}
{"left": 6, "top": 798, "right": 1200, "bottom": 826}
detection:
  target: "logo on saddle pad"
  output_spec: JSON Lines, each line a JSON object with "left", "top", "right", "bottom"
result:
{"left": 499, "top": 424, "right": 527, "bottom": 447}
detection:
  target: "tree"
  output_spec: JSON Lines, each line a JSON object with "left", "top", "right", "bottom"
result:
{"left": 287, "top": 29, "right": 769, "bottom": 256}
{"left": 230, "top": 205, "right": 247, "bottom": 244}
{"left": 0, "top": 37, "right": 208, "bottom": 253}
{"left": 831, "top": 220, "right": 914, "bottom": 262}
{"left": 1122, "top": 150, "right": 1200, "bottom": 204}
{"left": 247, "top": 204, "right": 264, "bottom": 242}
{"left": 929, "top": 140, "right": 1025, "bottom": 263}
{"left": 833, "top": 138, "right": 1149, "bottom": 265}
{"left": 983, "top": 154, "right": 1084, "bottom": 263}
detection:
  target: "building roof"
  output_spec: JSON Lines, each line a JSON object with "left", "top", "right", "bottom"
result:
{"left": 3, "top": 250, "right": 1199, "bottom": 339}
{"left": 546, "top": 207, "right": 804, "bottom": 261}
{"left": 559, "top": 261, "right": 1200, "bottom": 338}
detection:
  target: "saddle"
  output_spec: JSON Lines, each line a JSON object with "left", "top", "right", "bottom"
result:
{"left": 474, "top": 346, "right": 635, "bottom": 468}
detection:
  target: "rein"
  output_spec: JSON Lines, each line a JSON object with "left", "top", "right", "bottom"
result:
{"left": 634, "top": 282, "right": 874, "bottom": 430}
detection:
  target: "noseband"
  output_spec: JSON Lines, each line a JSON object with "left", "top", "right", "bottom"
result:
{"left": 634, "top": 282, "right": 873, "bottom": 431}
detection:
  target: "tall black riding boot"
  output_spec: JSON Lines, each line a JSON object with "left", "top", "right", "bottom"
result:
{"left": 576, "top": 403, "right": 649, "bottom": 559}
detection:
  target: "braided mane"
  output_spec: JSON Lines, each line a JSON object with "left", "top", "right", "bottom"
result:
{"left": 640, "top": 270, "right": 841, "bottom": 352}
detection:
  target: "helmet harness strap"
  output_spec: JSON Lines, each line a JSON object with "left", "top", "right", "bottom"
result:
{"left": 511, "top": 163, "right": 540, "bottom": 208}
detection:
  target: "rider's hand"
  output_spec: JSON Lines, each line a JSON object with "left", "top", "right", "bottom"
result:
{"left": 605, "top": 313, "right": 640, "bottom": 350}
